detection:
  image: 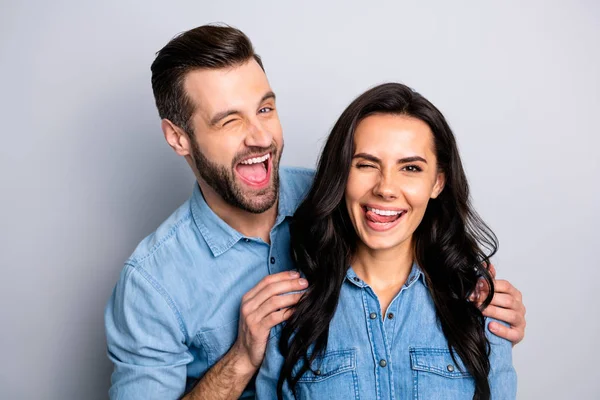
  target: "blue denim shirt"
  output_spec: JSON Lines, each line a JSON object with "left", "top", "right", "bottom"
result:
{"left": 104, "top": 166, "right": 315, "bottom": 400}
{"left": 255, "top": 264, "right": 517, "bottom": 400}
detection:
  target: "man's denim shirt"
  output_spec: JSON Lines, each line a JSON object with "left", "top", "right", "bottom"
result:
{"left": 255, "top": 264, "right": 517, "bottom": 400}
{"left": 104, "top": 167, "right": 315, "bottom": 400}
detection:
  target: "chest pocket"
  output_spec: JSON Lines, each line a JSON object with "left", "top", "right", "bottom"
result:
{"left": 197, "top": 319, "right": 239, "bottom": 366}
{"left": 409, "top": 347, "right": 475, "bottom": 400}
{"left": 292, "top": 349, "right": 359, "bottom": 400}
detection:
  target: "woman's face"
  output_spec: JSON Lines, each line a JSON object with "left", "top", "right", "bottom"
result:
{"left": 345, "top": 113, "right": 445, "bottom": 253}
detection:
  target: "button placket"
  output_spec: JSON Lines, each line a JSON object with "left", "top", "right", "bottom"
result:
{"left": 363, "top": 286, "right": 394, "bottom": 398}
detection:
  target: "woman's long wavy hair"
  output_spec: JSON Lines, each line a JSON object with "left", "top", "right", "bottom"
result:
{"left": 277, "top": 83, "right": 498, "bottom": 400}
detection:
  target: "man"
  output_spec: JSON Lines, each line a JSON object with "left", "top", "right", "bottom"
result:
{"left": 105, "top": 24, "right": 526, "bottom": 399}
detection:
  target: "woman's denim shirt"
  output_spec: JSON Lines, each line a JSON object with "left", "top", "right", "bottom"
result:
{"left": 255, "top": 264, "right": 517, "bottom": 399}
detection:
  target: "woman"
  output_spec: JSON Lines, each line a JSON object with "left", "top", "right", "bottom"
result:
{"left": 255, "top": 83, "right": 517, "bottom": 399}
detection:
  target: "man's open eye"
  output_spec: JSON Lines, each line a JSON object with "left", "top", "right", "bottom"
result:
{"left": 259, "top": 107, "right": 273, "bottom": 113}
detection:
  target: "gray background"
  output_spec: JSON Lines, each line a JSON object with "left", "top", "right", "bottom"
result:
{"left": 1, "top": 0, "right": 598, "bottom": 398}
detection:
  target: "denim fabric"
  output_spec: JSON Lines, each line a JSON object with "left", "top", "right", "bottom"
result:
{"left": 255, "top": 264, "right": 517, "bottom": 400}
{"left": 104, "top": 167, "right": 315, "bottom": 400}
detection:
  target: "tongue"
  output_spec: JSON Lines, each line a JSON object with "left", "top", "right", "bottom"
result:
{"left": 236, "top": 163, "right": 267, "bottom": 183}
{"left": 366, "top": 210, "right": 399, "bottom": 223}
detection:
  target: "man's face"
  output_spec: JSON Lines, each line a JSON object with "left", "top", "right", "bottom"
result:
{"left": 183, "top": 60, "right": 284, "bottom": 213}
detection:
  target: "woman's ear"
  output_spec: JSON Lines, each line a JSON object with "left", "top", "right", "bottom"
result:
{"left": 431, "top": 172, "right": 446, "bottom": 199}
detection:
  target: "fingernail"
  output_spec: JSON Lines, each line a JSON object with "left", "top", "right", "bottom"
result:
{"left": 298, "top": 278, "right": 308, "bottom": 286}
{"left": 469, "top": 293, "right": 475, "bottom": 301}
{"left": 489, "top": 322, "right": 497, "bottom": 331}
{"left": 290, "top": 271, "right": 300, "bottom": 277}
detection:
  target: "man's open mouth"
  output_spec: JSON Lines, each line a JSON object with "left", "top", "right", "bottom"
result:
{"left": 235, "top": 153, "right": 271, "bottom": 187}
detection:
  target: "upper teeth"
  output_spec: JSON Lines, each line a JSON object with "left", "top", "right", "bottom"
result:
{"left": 367, "top": 207, "right": 403, "bottom": 216}
{"left": 240, "top": 154, "right": 270, "bottom": 165}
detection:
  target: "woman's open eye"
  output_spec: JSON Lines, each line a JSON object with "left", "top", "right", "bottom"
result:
{"left": 402, "top": 165, "right": 422, "bottom": 172}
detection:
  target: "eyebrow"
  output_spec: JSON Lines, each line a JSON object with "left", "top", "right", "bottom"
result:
{"left": 352, "top": 153, "right": 428, "bottom": 164}
{"left": 208, "top": 91, "right": 276, "bottom": 127}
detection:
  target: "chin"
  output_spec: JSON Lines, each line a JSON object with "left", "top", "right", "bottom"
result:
{"left": 360, "top": 237, "right": 401, "bottom": 251}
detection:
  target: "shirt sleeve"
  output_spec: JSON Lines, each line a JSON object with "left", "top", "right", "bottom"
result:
{"left": 105, "top": 263, "right": 193, "bottom": 400}
{"left": 486, "top": 318, "right": 518, "bottom": 399}
{"left": 255, "top": 326, "right": 294, "bottom": 400}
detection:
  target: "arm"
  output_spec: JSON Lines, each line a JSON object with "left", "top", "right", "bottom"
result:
{"left": 470, "top": 263, "right": 527, "bottom": 345}
{"left": 183, "top": 271, "right": 306, "bottom": 400}
{"left": 105, "top": 264, "right": 192, "bottom": 400}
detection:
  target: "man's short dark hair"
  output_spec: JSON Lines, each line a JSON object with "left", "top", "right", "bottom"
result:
{"left": 151, "top": 24, "right": 263, "bottom": 134}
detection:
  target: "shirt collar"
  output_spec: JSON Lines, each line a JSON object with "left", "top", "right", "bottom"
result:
{"left": 345, "top": 261, "right": 428, "bottom": 289}
{"left": 190, "top": 184, "right": 243, "bottom": 257}
{"left": 190, "top": 170, "right": 297, "bottom": 257}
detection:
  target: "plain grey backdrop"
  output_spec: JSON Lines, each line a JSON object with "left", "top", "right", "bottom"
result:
{"left": 1, "top": 0, "right": 598, "bottom": 398}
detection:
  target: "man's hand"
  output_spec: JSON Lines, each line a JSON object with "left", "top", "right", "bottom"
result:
{"left": 183, "top": 270, "right": 307, "bottom": 400}
{"left": 232, "top": 270, "right": 307, "bottom": 373}
{"left": 470, "top": 263, "right": 526, "bottom": 345}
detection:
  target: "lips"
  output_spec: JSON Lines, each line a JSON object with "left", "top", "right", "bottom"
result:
{"left": 362, "top": 205, "right": 406, "bottom": 232}
{"left": 234, "top": 153, "right": 272, "bottom": 188}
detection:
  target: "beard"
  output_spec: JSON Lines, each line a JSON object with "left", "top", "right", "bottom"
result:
{"left": 190, "top": 137, "right": 282, "bottom": 214}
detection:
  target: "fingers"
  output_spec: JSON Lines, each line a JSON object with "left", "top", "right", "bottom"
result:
{"left": 243, "top": 270, "right": 300, "bottom": 300}
{"left": 488, "top": 321, "right": 524, "bottom": 345}
{"left": 254, "top": 293, "right": 303, "bottom": 322}
{"left": 494, "top": 279, "right": 523, "bottom": 302}
{"left": 263, "top": 307, "right": 295, "bottom": 329}
{"left": 239, "top": 273, "right": 308, "bottom": 339}
{"left": 488, "top": 292, "right": 517, "bottom": 309}
{"left": 244, "top": 278, "right": 308, "bottom": 312}
{"left": 481, "top": 304, "right": 521, "bottom": 326}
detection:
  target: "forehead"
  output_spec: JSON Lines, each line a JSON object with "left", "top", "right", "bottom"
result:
{"left": 183, "top": 59, "right": 272, "bottom": 118}
{"left": 354, "top": 114, "right": 435, "bottom": 156}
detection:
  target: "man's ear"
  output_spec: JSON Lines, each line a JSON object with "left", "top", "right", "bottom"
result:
{"left": 431, "top": 171, "right": 446, "bottom": 199}
{"left": 162, "top": 119, "right": 191, "bottom": 156}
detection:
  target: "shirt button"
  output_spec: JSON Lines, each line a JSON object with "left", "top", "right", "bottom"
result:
{"left": 369, "top": 312, "right": 377, "bottom": 319}
{"left": 244, "top": 238, "right": 250, "bottom": 242}
{"left": 387, "top": 313, "right": 394, "bottom": 319}
{"left": 447, "top": 364, "right": 455, "bottom": 372}
{"left": 314, "top": 369, "right": 321, "bottom": 376}
{"left": 270, "top": 257, "right": 276, "bottom": 264}
{"left": 379, "top": 359, "right": 387, "bottom": 367}
{"left": 353, "top": 277, "right": 360, "bottom": 282}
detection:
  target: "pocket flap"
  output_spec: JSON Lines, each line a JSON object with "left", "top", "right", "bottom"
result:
{"left": 409, "top": 347, "right": 471, "bottom": 378}
{"left": 294, "top": 349, "right": 356, "bottom": 382}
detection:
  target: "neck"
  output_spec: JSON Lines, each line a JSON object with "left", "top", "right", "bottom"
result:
{"left": 197, "top": 180, "right": 278, "bottom": 243}
{"left": 352, "top": 239, "right": 414, "bottom": 291}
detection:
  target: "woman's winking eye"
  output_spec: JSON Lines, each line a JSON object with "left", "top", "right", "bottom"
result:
{"left": 356, "top": 162, "right": 377, "bottom": 169}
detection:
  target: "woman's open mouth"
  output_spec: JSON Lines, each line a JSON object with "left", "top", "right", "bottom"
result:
{"left": 363, "top": 205, "right": 406, "bottom": 232}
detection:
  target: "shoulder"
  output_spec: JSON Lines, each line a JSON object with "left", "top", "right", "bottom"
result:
{"left": 115, "top": 196, "right": 210, "bottom": 303}
{"left": 485, "top": 318, "right": 518, "bottom": 397}
{"left": 280, "top": 166, "right": 315, "bottom": 191}
{"left": 279, "top": 166, "right": 315, "bottom": 212}
{"left": 126, "top": 198, "right": 201, "bottom": 270}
